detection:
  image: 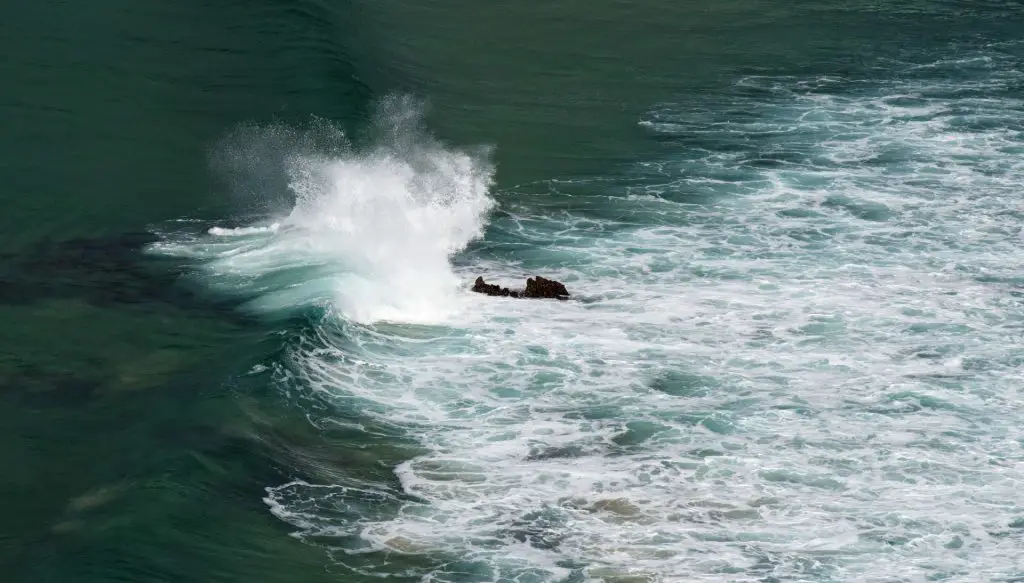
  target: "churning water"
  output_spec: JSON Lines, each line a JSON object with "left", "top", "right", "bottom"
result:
{"left": 156, "top": 48, "right": 1024, "bottom": 582}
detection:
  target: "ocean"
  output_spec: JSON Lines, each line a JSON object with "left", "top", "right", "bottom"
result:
{"left": 2, "top": 1, "right": 1023, "bottom": 582}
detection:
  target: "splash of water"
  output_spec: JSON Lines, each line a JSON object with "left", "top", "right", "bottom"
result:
{"left": 157, "top": 97, "right": 495, "bottom": 323}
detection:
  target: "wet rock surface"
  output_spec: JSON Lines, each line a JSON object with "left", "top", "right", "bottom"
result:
{"left": 472, "top": 276, "right": 570, "bottom": 300}
{"left": 523, "top": 276, "right": 570, "bottom": 299}
{"left": 471, "top": 276, "right": 517, "bottom": 297}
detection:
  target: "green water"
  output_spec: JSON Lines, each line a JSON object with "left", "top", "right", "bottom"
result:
{"left": 2, "top": 1, "right": 1023, "bottom": 582}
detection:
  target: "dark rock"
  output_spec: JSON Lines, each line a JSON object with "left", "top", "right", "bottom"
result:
{"left": 472, "top": 276, "right": 516, "bottom": 298}
{"left": 471, "top": 276, "right": 569, "bottom": 300}
{"left": 523, "top": 276, "right": 570, "bottom": 299}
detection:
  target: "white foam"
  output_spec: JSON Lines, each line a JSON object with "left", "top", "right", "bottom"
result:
{"left": 163, "top": 62, "right": 1024, "bottom": 581}
{"left": 262, "top": 62, "right": 1024, "bottom": 581}
{"left": 158, "top": 97, "right": 495, "bottom": 325}
{"left": 207, "top": 223, "right": 280, "bottom": 237}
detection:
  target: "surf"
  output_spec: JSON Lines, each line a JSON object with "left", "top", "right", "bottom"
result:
{"left": 155, "top": 47, "right": 1024, "bottom": 581}
{"left": 155, "top": 96, "right": 495, "bottom": 324}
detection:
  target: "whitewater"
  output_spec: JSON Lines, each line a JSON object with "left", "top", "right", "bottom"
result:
{"left": 154, "top": 49, "right": 1024, "bottom": 583}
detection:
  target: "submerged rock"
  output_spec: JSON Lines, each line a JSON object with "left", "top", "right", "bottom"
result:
{"left": 471, "top": 276, "right": 570, "bottom": 300}
{"left": 0, "top": 231, "right": 238, "bottom": 315}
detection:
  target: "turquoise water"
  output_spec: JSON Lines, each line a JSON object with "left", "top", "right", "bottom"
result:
{"left": 3, "top": 2, "right": 1023, "bottom": 582}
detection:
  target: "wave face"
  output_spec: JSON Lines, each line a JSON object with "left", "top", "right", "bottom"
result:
{"left": 156, "top": 98, "right": 495, "bottom": 324}
{"left": 159, "top": 46, "right": 1024, "bottom": 582}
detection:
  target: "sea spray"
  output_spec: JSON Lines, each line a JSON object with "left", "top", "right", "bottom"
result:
{"left": 157, "top": 97, "right": 495, "bottom": 323}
